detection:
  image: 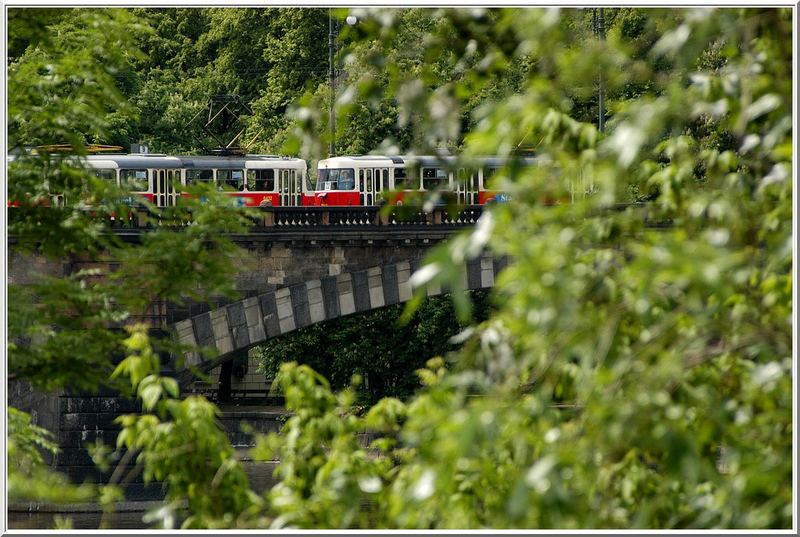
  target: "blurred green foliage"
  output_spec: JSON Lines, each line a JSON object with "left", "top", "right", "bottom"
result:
{"left": 8, "top": 8, "right": 258, "bottom": 528}
{"left": 266, "top": 7, "right": 793, "bottom": 529}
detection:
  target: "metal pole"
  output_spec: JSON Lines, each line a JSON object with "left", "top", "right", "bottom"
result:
{"left": 328, "top": 9, "right": 336, "bottom": 157}
{"left": 598, "top": 8, "right": 605, "bottom": 133}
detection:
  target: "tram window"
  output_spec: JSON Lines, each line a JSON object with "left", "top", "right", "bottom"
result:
{"left": 93, "top": 169, "right": 116, "bottom": 182}
{"left": 482, "top": 166, "right": 502, "bottom": 189}
{"left": 186, "top": 169, "right": 214, "bottom": 185}
{"left": 247, "top": 169, "right": 275, "bottom": 191}
{"left": 120, "top": 169, "right": 148, "bottom": 191}
{"left": 317, "top": 168, "right": 356, "bottom": 190}
{"left": 484, "top": 167, "right": 501, "bottom": 181}
{"left": 394, "top": 167, "right": 415, "bottom": 189}
{"left": 218, "top": 169, "right": 244, "bottom": 190}
{"left": 422, "top": 167, "right": 448, "bottom": 190}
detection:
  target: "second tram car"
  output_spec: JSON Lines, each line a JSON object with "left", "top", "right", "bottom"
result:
{"left": 312, "top": 154, "right": 545, "bottom": 207}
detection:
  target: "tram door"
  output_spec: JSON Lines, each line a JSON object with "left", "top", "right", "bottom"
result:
{"left": 152, "top": 169, "right": 179, "bottom": 207}
{"left": 456, "top": 168, "right": 479, "bottom": 205}
{"left": 279, "top": 169, "right": 300, "bottom": 206}
{"left": 360, "top": 168, "right": 388, "bottom": 206}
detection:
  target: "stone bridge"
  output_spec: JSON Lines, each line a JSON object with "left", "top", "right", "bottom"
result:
{"left": 173, "top": 253, "right": 504, "bottom": 380}
{"left": 8, "top": 209, "right": 497, "bottom": 399}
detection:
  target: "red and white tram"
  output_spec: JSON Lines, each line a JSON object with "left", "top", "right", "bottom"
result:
{"left": 80, "top": 153, "right": 310, "bottom": 208}
{"left": 311, "top": 155, "right": 541, "bottom": 207}
{"left": 11, "top": 148, "right": 592, "bottom": 210}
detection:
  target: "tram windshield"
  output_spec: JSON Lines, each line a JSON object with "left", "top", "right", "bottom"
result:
{"left": 317, "top": 168, "right": 355, "bottom": 190}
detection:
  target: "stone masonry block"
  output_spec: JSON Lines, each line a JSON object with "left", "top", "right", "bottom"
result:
{"left": 174, "top": 319, "right": 197, "bottom": 348}
{"left": 62, "top": 412, "right": 98, "bottom": 431}
{"left": 306, "top": 280, "right": 326, "bottom": 324}
{"left": 270, "top": 244, "right": 292, "bottom": 259}
{"left": 481, "top": 254, "right": 495, "bottom": 288}
{"left": 336, "top": 273, "right": 355, "bottom": 316}
{"left": 226, "top": 302, "right": 250, "bottom": 350}
{"left": 396, "top": 261, "right": 412, "bottom": 302}
{"left": 275, "top": 288, "right": 296, "bottom": 333}
{"left": 259, "top": 292, "right": 281, "bottom": 338}
{"left": 242, "top": 296, "right": 266, "bottom": 344}
{"left": 467, "top": 256, "right": 482, "bottom": 290}
{"left": 185, "top": 349, "right": 203, "bottom": 368}
{"left": 352, "top": 270, "right": 370, "bottom": 312}
{"left": 367, "top": 267, "right": 385, "bottom": 309}
{"left": 381, "top": 264, "right": 400, "bottom": 306}
{"left": 193, "top": 313, "right": 215, "bottom": 348}
{"left": 210, "top": 308, "right": 234, "bottom": 355}
{"left": 267, "top": 273, "right": 285, "bottom": 286}
{"left": 321, "top": 275, "right": 340, "bottom": 320}
{"left": 290, "top": 283, "right": 311, "bottom": 329}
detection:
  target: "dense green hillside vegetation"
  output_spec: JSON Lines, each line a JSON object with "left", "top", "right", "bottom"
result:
{"left": 10, "top": 8, "right": 680, "bottom": 157}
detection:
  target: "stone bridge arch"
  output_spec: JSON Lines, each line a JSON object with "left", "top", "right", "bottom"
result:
{"left": 172, "top": 253, "right": 506, "bottom": 382}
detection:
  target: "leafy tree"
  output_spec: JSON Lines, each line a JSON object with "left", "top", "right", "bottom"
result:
{"left": 266, "top": 7, "right": 793, "bottom": 529}
{"left": 8, "top": 8, "right": 259, "bottom": 528}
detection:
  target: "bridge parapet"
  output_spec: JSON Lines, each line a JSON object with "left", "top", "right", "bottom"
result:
{"left": 258, "top": 205, "right": 484, "bottom": 228}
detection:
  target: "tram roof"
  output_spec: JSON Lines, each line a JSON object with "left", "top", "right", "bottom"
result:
{"left": 318, "top": 154, "right": 538, "bottom": 168}
{"left": 78, "top": 154, "right": 305, "bottom": 169}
